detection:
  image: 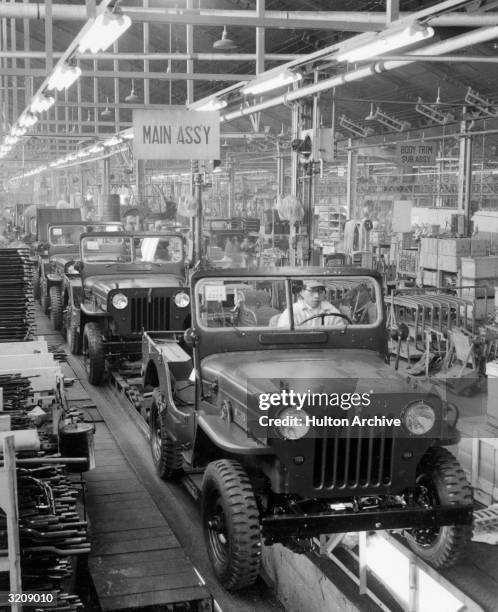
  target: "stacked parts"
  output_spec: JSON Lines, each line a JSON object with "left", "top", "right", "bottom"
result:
{"left": 0, "top": 464, "right": 89, "bottom": 610}
{"left": 0, "top": 248, "right": 35, "bottom": 341}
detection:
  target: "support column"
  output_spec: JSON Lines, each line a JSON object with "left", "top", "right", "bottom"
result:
{"left": 346, "top": 139, "right": 357, "bottom": 220}
{"left": 136, "top": 158, "right": 145, "bottom": 212}
{"left": 192, "top": 161, "right": 203, "bottom": 262}
{"left": 186, "top": 0, "right": 194, "bottom": 104}
{"left": 227, "top": 158, "right": 234, "bottom": 218}
{"left": 255, "top": 0, "right": 265, "bottom": 75}
{"left": 457, "top": 114, "right": 473, "bottom": 236}
{"left": 100, "top": 156, "right": 111, "bottom": 221}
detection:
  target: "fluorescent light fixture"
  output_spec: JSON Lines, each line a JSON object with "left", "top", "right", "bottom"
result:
{"left": 30, "top": 93, "right": 55, "bottom": 114}
{"left": 11, "top": 125, "right": 27, "bottom": 137}
{"left": 18, "top": 112, "right": 38, "bottom": 128}
{"left": 104, "top": 135, "right": 122, "bottom": 147}
{"left": 415, "top": 97, "right": 454, "bottom": 125}
{"left": 194, "top": 98, "right": 227, "bottom": 111}
{"left": 336, "top": 23, "right": 434, "bottom": 63}
{"left": 241, "top": 69, "right": 302, "bottom": 96}
{"left": 47, "top": 63, "right": 82, "bottom": 91}
{"left": 88, "top": 143, "right": 105, "bottom": 154}
{"left": 78, "top": 11, "right": 132, "bottom": 54}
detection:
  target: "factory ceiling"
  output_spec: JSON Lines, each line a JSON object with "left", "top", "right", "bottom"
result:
{"left": 2, "top": 0, "right": 498, "bottom": 182}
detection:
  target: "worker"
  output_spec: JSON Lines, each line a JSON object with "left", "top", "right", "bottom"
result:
{"left": 278, "top": 280, "right": 345, "bottom": 328}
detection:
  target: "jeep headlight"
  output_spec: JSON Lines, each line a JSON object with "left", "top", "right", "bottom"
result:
{"left": 402, "top": 401, "right": 436, "bottom": 435}
{"left": 112, "top": 293, "right": 128, "bottom": 310}
{"left": 276, "top": 407, "right": 310, "bottom": 440}
{"left": 174, "top": 291, "right": 190, "bottom": 308}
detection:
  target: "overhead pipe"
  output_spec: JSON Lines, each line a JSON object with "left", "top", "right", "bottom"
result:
{"left": 0, "top": 3, "right": 496, "bottom": 30}
{"left": 124, "top": 7, "right": 498, "bottom": 30}
{"left": 221, "top": 26, "right": 498, "bottom": 124}
{"left": 0, "top": 51, "right": 301, "bottom": 61}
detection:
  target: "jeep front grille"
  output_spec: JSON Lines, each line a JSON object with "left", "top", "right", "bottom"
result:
{"left": 130, "top": 296, "right": 170, "bottom": 332}
{"left": 313, "top": 429, "right": 395, "bottom": 490}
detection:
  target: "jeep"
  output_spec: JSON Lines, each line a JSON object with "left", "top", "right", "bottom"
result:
{"left": 71, "top": 231, "right": 190, "bottom": 384}
{"left": 28, "top": 207, "right": 82, "bottom": 301}
{"left": 40, "top": 222, "right": 124, "bottom": 331}
{"left": 142, "top": 267, "right": 473, "bottom": 591}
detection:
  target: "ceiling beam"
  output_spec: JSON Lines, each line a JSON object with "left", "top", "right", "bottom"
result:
{"left": 0, "top": 68, "right": 254, "bottom": 81}
{"left": 0, "top": 4, "right": 495, "bottom": 31}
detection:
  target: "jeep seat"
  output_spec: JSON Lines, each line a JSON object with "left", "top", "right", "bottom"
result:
{"left": 237, "top": 288, "right": 281, "bottom": 326}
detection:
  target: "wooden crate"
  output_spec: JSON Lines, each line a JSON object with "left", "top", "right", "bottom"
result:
{"left": 422, "top": 269, "right": 440, "bottom": 286}
{"left": 438, "top": 254, "right": 458, "bottom": 273}
{"left": 461, "top": 256, "right": 498, "bottom": 279}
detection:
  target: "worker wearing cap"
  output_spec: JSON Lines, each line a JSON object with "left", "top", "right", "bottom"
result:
{"left": 278, "top": 280, "right": 345, "bottom": 328}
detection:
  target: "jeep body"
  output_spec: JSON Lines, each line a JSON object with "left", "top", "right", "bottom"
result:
{"left": 143, "top": 267, "right": 473, "bottom": 588}
{"left": 74, "top": 231, "right": 190, "bottom": 384}
{"left": 39, "top": 222, "right": 124, "bottom": 329}
{"left": 27, "top": 208, "right": 82, "bottom": 300}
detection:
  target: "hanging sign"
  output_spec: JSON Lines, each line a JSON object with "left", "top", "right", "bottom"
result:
{"left": 396, "top": 141, "right": 438, "bottom": 166}
{"left": 133, "top": 109, "right": 220, "bottom": 160}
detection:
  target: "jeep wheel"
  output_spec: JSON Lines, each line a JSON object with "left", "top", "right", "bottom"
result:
{"left": 66, "top": 313, "right": 80, "bottom": 355}
{"left": 149, "top": 392, "right": 183, "bottom": 479}
{"left": 405, "top": 447, "right": 473, "bottom": 568}
{"left": 202, "top": 459, "right": 261, "bottom": 590}
{"left": 49, "top": 286, "right": 63, "bottom": 331}
{"left": 32, "top": 266, "right": 40, "bottom": 300}
{"left": 82, "top": 322, "right": 106, "bottom": 385}
{"left": 40, "top": 279, "right": 50, "bottom": 314}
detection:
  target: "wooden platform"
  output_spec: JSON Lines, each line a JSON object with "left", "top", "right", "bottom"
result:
{"left": 85, "top": 421, "right": 211, "bottom": 610}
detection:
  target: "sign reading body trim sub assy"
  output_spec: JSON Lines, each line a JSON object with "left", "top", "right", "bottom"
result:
{"left": 133, "top": 109, "right": 220, "bottom": 160}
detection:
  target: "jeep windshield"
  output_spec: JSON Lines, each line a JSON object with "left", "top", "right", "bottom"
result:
{"left": 81, "top": 234, "right": 185, "bottom": 264}
{"left": 195, "top": 274, "right": 381, "bottom": 330}
{"left": 49, "top": 224, "right": 86, "bottom": 247}
{"left": 81, "top": 235, "right": 133, "bottom": 263}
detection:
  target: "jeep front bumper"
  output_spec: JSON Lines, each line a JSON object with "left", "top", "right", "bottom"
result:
{"left": 262, "top": 504, "right": 473, "bottom": 544}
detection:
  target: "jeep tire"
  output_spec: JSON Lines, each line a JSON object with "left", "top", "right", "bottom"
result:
{"left": 83, "top": 322, "right": 106, "bottom": 385}
{"left": 49, "top": 286, "right": 63, "bottom": 330}
{"left": 406, "top": 447, "right": 473, "bottom": 568}
{"left": 40, "top": 278, "right": 50, "bottom": 314}
{"left": 66, "top": 312, "right": 81, "bottom": 355}
{"left": 202, "top": 459, "right": 261, "bottom": 590}
{"left": 149, "top": 391, "right": 183, "bottom": 479}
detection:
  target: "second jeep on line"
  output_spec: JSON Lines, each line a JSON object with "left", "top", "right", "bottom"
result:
{"left": 141, "top": 267, "right": 473, "bottom": 591}
{"left": 67, "top": 231, "right": 191, "bottom": 384}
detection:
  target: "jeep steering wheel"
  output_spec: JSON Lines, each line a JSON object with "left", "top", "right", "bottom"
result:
{"left": 298, "top": 311, "right": 352, "bottom": 326}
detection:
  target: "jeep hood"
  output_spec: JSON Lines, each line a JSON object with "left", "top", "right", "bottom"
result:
{"left": 83, "top": 274, "right": 185, "bottom": 293}
{"left": 202, "top": 349, "right": 407, "bottom": 399}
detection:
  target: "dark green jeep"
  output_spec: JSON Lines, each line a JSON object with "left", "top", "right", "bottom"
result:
{"left": 142, "top": 267, "right": 473, "bottom": 591}
{"left": 70, "top": 231, "right": 190, "bottom": 384}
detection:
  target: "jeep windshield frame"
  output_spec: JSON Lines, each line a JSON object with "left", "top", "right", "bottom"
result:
{"left": 191, "top": 267, "right": 388, "bottom": 360}
{"left": 79, "top": 231, "right": 187, "bottom": 267}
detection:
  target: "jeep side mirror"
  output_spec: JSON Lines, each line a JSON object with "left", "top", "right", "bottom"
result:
{"left": 183, "top": 328, "right": 198, "bottom": 347}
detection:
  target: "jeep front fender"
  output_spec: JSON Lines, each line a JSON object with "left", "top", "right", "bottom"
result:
{"left": 196, "top": 413, "right": 274, "bottom": 455}
{"left": 80, "top": 303, "right": 111, "bottom": 318}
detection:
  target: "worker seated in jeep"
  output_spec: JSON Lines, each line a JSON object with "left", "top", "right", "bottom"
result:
{"left": 135, "top": 236, "right": 184, "bottom": 263}
{"left": 278, "top": 279, "right": 345, "bottom": 328}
